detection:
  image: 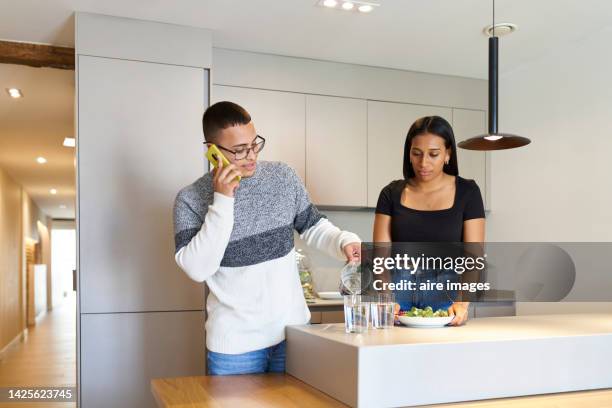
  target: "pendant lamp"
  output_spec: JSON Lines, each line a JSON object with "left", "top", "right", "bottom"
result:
{"left": 458, "top": 0, "right": 530, "bottom": 151}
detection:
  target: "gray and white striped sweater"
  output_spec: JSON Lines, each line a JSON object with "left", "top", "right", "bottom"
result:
{"left": 173, "top": 161, "right": 360, "bottom": 354}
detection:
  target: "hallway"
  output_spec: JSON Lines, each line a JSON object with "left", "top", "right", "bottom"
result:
{"left": 0, "top": 294, "right": 76, "bottom": 407}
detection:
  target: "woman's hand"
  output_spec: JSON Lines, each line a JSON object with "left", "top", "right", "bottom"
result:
{"left": 447, "top": 302, "right": 470, "bottom": 326}
{"left": 393, "top": 303, "right": 401, "bottom": 323}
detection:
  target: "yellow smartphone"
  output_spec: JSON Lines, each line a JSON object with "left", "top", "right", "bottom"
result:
{"left": 206, "top": 144, "right": 241, "bottom": 181}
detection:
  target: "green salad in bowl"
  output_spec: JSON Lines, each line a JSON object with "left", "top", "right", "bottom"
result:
{"left": 400, "top": 306, "right": 449, "bottom": 317}
{"left": 398, "top": 306, "right": 453, "bottom": 327}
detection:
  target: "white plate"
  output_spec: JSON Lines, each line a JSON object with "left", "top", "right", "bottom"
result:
{"left": 398, "top": 315, "right": 454, "bottom": 328}
{"left": 317, "top": 291, "right": 343, "bottom": 300}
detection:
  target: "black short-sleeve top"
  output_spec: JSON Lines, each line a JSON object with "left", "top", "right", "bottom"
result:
{"left": 375, "top": 176, "right": 485, "bottom": 242}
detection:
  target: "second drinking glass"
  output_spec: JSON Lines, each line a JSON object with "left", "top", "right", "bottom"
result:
{"left": 370, "top": 292, "right": 395, "bottom": 329}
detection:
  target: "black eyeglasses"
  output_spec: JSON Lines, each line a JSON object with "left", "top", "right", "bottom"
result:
{"left": 205, "top": 135, "right": 266, "bottom": 160}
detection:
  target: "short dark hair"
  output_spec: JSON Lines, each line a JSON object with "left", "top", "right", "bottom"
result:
{"left": 202, "top": 101, "right": 251, "bottom": 141}
{"left": 403, "top": 116, "right": 459, "bottom": 179}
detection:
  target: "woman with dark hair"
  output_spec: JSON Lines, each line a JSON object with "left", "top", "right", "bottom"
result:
{"left": 373, "top": 116, "right": 485, "bottom": 326}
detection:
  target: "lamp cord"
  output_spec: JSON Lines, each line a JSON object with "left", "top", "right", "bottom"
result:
{"left": 492, "top": 0, "right": 496, "bottom": 37}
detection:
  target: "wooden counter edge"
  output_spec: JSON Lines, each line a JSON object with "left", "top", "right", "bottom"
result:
{"left": 151, "top": 374, "right": 349, "bottom": 408}
{"left": 151, "top": 378, "right": 169, "bottom": 408}
{"left": 151, "top": 376, "right": 612, "bottom": 408}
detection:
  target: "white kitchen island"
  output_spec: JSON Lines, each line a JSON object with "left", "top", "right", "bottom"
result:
{"left": 286, "top": 314, "right": 612, "bottom": 408}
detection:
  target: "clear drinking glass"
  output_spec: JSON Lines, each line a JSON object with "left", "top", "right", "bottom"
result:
{"left": 370, "top": 293, "right": 395, "bottom": 329}
{"left": 344, "top": 294, "right": 370, "bottom": 333}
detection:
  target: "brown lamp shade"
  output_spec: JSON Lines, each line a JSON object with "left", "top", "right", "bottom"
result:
{"left": 459, "top": 34, "right": 531, "bottom": 151}
{"left": 457, "top": 133, "right": 531, "bottom": 151}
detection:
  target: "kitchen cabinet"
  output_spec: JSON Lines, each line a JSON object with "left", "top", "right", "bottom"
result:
{"left": 78, "top": 55, "right": 206, "bottom": 313}
{"left": 81, "top": 311, "right": 204, "bottom": 408}
{"left": 367, "top": 101, "right": 452, "bottom": 207}
{"left": 213, "top": 87, "right": 488, "bottom": 209}
{"left": 320, "top": 311, "right": 344, "bottom": 323}
{"left": 76, "top": 14, "right": 212, "bottom": 408}
{"left": 306, "top": 95, "right": 367, "bottom": 206}
{"left": 212, "top": 86, "right": 307, "bottom": 181}
{"left": 309, "top": 311, "right": 322, "bottom": 324}
{"left": 308, "top": 299, "right": 344, "bottom": 324}
{"left": 452, "top": 108, "right": 489, "bottom": 209}
{"left": 310, "top": 312, "right": 344, "bottom": 324}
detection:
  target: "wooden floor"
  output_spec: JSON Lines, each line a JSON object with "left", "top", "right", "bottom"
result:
{"left": 0, "top": 294, "right": 76, "bottom": 407}
{"left": 421, "top": 388, "right": 612, "bottom": 408}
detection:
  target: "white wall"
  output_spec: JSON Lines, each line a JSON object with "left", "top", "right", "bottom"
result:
{"left": 51, "top": 227, "right": 75, "bottom": 308}
{"left": 487, "top": 25, "right": 612, "bottom": 314}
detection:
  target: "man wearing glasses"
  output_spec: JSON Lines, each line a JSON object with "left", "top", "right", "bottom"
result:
{"left": 173, "top": 101, "right": 361, "bottom": 375}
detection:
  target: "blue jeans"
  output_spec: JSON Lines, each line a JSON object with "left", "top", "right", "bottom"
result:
{"left": 393, "top": 268, "right": 458, "bottom": 312}
{"left": 207, "top": 341, "right": 286, "bottom": 375}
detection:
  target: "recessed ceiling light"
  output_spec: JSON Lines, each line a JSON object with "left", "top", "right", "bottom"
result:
{"left": 317, "top": 0, "right": 378, "bottom": 12}
{"left": 50, "top": 188, "right": 57, "bottom": 195}
{"left": 36, "top": 156, "right": 47, "bottom": 164}
{"left": 483, "top": 22, "right": 518, "bottom": 37}
{"left": 6, "top": 88, "right": 23, "bottom": 98}
{"left": 59, "top": 204, "right": 67, "bottom": 209}
{"left": 63, "top": 137, "right": 76, "bottom": 147}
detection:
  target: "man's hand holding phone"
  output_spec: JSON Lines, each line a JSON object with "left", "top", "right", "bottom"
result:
{"left": 213, "top": 158, "right": 241, "bottom": 197}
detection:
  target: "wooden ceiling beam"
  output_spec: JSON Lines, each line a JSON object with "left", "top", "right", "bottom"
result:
{"left": 0, "top": 40, "right": 75, "bottom": 70}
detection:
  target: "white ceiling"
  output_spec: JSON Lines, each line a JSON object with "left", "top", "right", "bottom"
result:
{"left": 0, "top": 64, "right": 75, "bottom": 219}
{"left": 1, "top": 0, "right": 612, "bottom": 79}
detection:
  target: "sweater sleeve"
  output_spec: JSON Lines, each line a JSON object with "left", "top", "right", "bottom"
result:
{"left": 300, "top": 218, "right": 361, "bottom": 260}
{"left": 286, "top": 164, "right": 361, "bottom": 260}
{"left": 173, "top": 192, "right": 234, "bottom": 282}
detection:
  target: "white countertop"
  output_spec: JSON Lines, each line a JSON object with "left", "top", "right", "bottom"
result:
{"left": 287, "top": 314, "right": 612, "bottom": 407}
{"left": 289, "top": 313, "right": 612, "bottom": 346}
